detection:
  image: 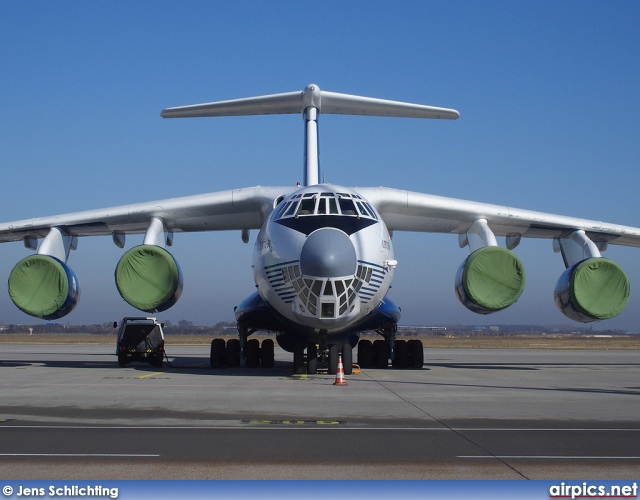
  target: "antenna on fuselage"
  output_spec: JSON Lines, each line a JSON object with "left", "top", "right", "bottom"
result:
{"left": 161, "top": 84, "right": 460, "bottom": 187}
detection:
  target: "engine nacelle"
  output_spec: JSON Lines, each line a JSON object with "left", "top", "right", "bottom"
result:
{"left": 455, "top": 246, "right": 525, "bottom": 315}
{"left": 554, "top": 257, "right": 629, "bottom": 323}
{"left": 115, "top": 244, "right": 183, "bottom": 312}
{"left": 8, "top": 255, "right": 80, "bottom": 319}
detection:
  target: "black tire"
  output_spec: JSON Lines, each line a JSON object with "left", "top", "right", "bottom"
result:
{"left": 117, "top": 353, "right": 127, "bottom": 368}
{"left": 328, "top": 344, "right": 339, "bottom": 375}
{"left": 245, "top": 338, "right": 260, "bottom": 368}
{"left": 392, "top": 339, "right": 409, "bottom": 369}
{"left": 210, "top": 338, "right": 225, "bottom": 368}
{"left": 307, "top": 343, "right": 318, "bottom": 374}
{"left": 152, "top": 353, "right": 164, "bottom": 368}
{"left": 341, "top": 343, "right": 353, "bottom": 375}
{"left": 226, "top": 338, "right": 241, "bottom": 368}
{"left": 373, "top": 339, "right": 389, "bottom": 369}
{"left": 408, "top": 339, "right": 424, "bottom": 368}
{"left": 260, "top": 339, "right": 275, "bottom": 368}
{"left": 357, "top": 339, "right": 373, "bottom": 368}
{"left": 293, "top": 343, "right": 305, "bottom": 374}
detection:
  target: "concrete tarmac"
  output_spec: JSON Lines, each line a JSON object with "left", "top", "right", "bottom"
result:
{"left": 0, "top": 343, "right": 639, "bottom": 479}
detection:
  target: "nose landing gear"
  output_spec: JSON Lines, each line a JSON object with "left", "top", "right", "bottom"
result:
{"left": 292, "top": 342, "right": 353, "bottom": 375}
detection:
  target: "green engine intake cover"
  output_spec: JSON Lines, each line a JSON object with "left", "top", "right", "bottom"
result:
{"left": 461, "top": 246, "right": 526, "bottom": 311}
{"left": 8, "top": 255, "right": 78, "bottom": 318}
{"left": 570, "top": 258, "right": 629, "bottom": 320}
{"left": 115, "top": 245, "right": 182, "bottom": 312}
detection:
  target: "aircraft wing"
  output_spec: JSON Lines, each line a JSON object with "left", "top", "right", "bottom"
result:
{"left": 358, "top": 186, "right": 640, "bottom": 248}
{"left": 0, "top": 186, "right": 293, "bottom": 243}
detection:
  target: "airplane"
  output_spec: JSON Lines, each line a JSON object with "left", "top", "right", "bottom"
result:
{"left": 2, "top": 83, "right": 639, "bottom": 375}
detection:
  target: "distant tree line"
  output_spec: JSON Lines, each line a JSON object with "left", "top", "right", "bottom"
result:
{"left": 0, "top": 321, "right": 237, "bottom": 336}
{"left": 0, "top": 321, "right": 634, "bottom": 336}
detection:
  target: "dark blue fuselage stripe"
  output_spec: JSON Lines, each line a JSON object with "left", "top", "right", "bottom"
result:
{"left": 357, "top": 260, "right": 386, "bottom": 270}
{"left": 264, "top": 260, "right": 300, "bottom": 270}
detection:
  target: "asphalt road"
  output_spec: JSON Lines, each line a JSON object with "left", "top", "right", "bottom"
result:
{"left": 1, "top": 343, "right": 639, "bottom": 479}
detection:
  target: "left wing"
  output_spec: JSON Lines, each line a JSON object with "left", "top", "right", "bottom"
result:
{"left": 359, "top": 186, "right": 640, "bottom": 248}
{"left": 359, "top": 186, "right": 638, "bottom": 323}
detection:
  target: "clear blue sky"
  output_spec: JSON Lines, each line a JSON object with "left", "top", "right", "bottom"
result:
{"left": 1, "top": 1, "right": 639, "bottom": 330}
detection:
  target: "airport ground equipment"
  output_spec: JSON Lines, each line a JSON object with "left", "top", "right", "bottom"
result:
{"left": 114, "top": 317, "right": 165, "bottom": 368}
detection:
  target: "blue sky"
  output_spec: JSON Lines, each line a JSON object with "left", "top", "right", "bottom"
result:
{"left": 1, "top": 1, "right": 639, "bottom": 330}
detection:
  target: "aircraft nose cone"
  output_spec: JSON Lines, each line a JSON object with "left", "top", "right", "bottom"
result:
{"left": 300, "top": 228, "right": 356, "bottom": 278}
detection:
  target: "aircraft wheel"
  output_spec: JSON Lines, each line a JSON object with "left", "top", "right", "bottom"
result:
{"left": 225, "top": 338, "right": 241, "bottom": 368}
{"left": 341, "top": 343, "right": 353, "bottom": 375}
{"left": 373, "top": 339, "right": 389, "bottom": 368}
{"left": 357, "top": 339, "right": 373, "bottom": 368}
{"left": 328, "top": 344, "right": 339, "bottom": 375}
{"left": 408, "top": 339, "right": 424, "bottom": 368}
{"left": 293, "top": 344, "right": 305, "bottom": 374}
{"left": 245, "top": 338, "right": 260, "bottom": 368}
{"left": 307, "top": 343, "right": 318, "bottom": 374}
{"left": 392, "top": 339, "right": 408, "bottom": 369}
{"left": 117, "top": 353, "right": 127, "bottom": 368}
{"left": 210, "top": 338, "right": 225, "bottom": 368}
{"left": 260, "top": 339, "right": 274, "bottom": 368}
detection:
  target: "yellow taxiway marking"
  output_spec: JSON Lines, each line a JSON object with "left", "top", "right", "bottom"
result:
{"left": 245, "top": 419, "right": 343, "bottom": 425}
{"left": 135, "top": 372, "right": 164, "bottom": 379}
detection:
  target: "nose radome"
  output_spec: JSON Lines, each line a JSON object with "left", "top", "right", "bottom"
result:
{"left": 300, "top": 228, "right": 357, "bottom": 278}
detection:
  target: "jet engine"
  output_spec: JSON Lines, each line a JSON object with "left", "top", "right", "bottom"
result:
{"left": 554, "top": 257, "right": 629, "bottom": 323}
{"left": 115, "top": 244, "right": 183, "bottom": 312}
{"left": 8, "top": 255, "right": 80, "bottom": 319}
{"left": 455, "top": 246, "right": 525, "bottom": 314}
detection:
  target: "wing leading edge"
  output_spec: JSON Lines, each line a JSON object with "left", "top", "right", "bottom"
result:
{"left": 358, "top": 186, "right": 640, "bottom": 248}
{"left": 0, "top": 186, "right": 294, "bottom": 243}
{"left": 2, "top": 184, "right": 639, "bottom": 250}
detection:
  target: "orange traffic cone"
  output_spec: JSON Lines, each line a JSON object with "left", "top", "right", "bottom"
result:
{"left": 333, "top": 355, "right": 348, "bottom": 386}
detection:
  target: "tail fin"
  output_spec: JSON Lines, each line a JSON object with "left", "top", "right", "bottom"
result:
{"left": 161, "top": 84, "right": 459, "bottom": 186}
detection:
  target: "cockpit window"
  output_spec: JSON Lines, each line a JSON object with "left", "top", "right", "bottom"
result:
{"left": 338, "top": 197, "right": 357, "bottom": 215}
{"left": 317, "top": 198, "right": 327, "bottom": 215}
{"left": 297, "top": 197, "right": 315, "bottom": 216}
{"left": 283, "top": 201, "right": 297, "bottom": 217}
{"left": 275, "top": 191, "right": 377, "bottom": 221}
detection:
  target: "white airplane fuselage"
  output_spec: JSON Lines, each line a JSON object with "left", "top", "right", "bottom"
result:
{"left": 253, "top": 184, "right": 395, "bottom": 336}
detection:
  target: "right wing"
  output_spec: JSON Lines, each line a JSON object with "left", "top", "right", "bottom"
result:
{"left": 0, "top": 185, "right": 294, "bottom": 319}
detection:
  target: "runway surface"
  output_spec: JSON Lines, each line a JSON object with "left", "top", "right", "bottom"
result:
{"left": 1, "top": 342, "right": 639, "bottom": 479}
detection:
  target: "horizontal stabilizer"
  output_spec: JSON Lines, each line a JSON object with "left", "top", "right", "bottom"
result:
{"left": 320, "top": 90, "right": 459, "bottom": 119}
{"left": 161, "top": 84, "right": 460, "bottom": 120}
{"left": 161, "top": 91, "right": 303, "bottom": 118}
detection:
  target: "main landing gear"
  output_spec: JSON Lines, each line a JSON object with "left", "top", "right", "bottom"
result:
{"left": 209, "top": 325, "right": 275, "bottom": 368}
{"left": 208, "top": 324, "right": 423, "bottom": 372}
{"left": 356, "top": 324, "right": 424, "bottom": 369}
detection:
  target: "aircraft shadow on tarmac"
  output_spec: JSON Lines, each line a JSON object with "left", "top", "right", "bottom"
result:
{"left": 0, "top": 355, "right": 115, "bottom": 369}
{"left": 425, "top": 363, "right": 537, "bottom": 371}
{"left": 152, "top": 357, "right": 640, "bottom": 397}
{"left": 3, "top": 355, "right": 640, "bottom": 397}
{"left": 367, "top": 376, "right": 640, "bottom": 397}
